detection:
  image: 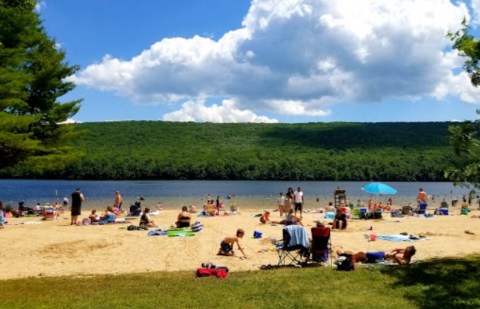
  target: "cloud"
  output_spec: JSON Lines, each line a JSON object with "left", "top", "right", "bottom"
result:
{"left": 470, "top": 0, "right": 480, "bottom": 25}
{"left": 35, "top": 1, "right": 46, "bottom": 12}
{"left": 58, "top": 118, "right": 79, "bottom": 124}
{"left": 71, "top": 0, "right": 478, "bottom": 122}
{"left": 162, "top": 98, "right": 278, "bottom": 123}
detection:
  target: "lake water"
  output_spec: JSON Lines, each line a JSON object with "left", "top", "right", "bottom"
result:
{"left": 0, "top": 179, "right": 475, "bottom": 210}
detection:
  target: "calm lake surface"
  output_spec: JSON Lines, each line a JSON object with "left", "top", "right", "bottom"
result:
{"left": 0, "top": 179, "right": 474, "bottom": 210}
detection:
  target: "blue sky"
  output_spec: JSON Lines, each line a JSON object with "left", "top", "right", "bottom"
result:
{"left": 38, "top": 0, "right": 480, "bottom": 123}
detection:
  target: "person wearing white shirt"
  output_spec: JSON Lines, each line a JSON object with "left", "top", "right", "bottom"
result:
{"left": 294, "top": 187, "right": 304, "bottom": 218}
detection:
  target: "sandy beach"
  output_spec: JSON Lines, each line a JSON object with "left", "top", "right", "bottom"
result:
{"left": 1, "top": 204, "right": 480, "bottom": 280}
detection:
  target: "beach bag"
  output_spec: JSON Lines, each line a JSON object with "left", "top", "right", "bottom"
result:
{"left": 82, "top": 218, "right": 91, "bottom": 225}
{"left": 335, "top": 254, "right": 355, "bottom": 271}
{"left": 196, "top": 268, "right": 228, "bottom": 278}
{"left": 191, "top": 221, "right": 203, "bottom": 232}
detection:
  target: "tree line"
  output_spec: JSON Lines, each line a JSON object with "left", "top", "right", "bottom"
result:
{"left": 0, "top": 121, "right": 462, "bottom": 181}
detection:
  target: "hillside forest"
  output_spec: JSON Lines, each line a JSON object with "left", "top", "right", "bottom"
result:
{"left": 0, "top": 121, "right": 465, "bottom": 181}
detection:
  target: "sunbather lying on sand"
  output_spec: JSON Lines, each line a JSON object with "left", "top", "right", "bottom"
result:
{"left": 337, "top": 246, "right": 416, "bottom": 265}
{"left": 270, "top": 208, "right": 303, "bottom": 226}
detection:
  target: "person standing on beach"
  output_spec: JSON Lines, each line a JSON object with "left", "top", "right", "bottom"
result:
{"left": 285, "top": 188, "right": 294, "bottom": 214}
{"left": 71, "top": 188, "right": 84, "bottom": 225}
{"left": 294, "top": 187, "right": 304, "bottom": 218}
{"left": 0, "top": 201, "right": 5, "bottom": 229}
{"left": 63, "top": 196, "right": 69, "bottom": 207}
{"left": 113, "top": 191, "right": 123, "bottom": 209}
{"left": 416, "top": 188, "right": 427, "bottom": 205}
{"left": 277, "top": 192, "right": 285, "bottom": 216}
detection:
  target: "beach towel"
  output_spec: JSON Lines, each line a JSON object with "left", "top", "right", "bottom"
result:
{"left": 377, "top": 234, "right": 428, "bottom": 242}
{"left": 147, "top": 230, "right": 167, "bottom": 236}
{"left": 191, "top": 221, "right": 203, "bottom": 232}
{"left": 284, "top": 225, "right": 309, "bottom": 248}
{"left": 167, "top": 228, "right": 195, "bottom": 237}
{"left": 196, "top": 268, "right": 228, "bottom": 278}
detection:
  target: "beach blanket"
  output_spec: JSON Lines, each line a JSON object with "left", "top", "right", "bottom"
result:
{"left": 377, "top": 234, "right": 428, "bottom": 242}
{"left": 284, "top": 225, "right": 309, "bottom": 248}
{"left": 167, "top": 228, "right": 195, "bottom": 237}
{"left": 6, "top": 221, "right": 42, "bottom": 225}
{"left": 147, "top": 230, "right": 167, "bottom": 236}
{"left": 196, "top": 268, "right": 228, "bottom": 278}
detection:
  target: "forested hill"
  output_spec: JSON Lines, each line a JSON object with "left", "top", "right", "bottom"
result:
{"left": 4, "top": 121, "right": 459, "bottom": 181}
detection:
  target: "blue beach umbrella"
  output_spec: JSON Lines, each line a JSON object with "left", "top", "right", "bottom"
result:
{"left": 362, "top": 182, "right": 397, "bottom": 195}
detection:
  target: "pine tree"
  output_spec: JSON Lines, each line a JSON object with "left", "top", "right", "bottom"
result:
{"left": 0, "top": 0, "right": 83, "bottom": 172}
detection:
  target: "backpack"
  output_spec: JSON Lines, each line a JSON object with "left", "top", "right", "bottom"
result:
{"left": 335, "top": 254, "right": 355, "bottom": 271}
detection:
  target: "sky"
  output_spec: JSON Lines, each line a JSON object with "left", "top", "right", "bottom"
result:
{"left": 36, "top": 0, "right": 480, "bottom": 123}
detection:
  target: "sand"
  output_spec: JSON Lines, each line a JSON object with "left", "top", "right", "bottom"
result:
{"left": 1, "top": 205, "right": 480, "bottom": 280}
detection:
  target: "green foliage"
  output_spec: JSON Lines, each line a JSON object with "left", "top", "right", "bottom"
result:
{"left": 447, "top": 20, "right": 480, "bottom": 188}
{"left": 445, "top": 118, "right": 480, "bottom": 188}
{"left": 1, "top": 255, "right": 480, "bottom": 308}
{"left": 0, "top": 121, "right": 455, "bottom": 180}
{"left": 448, "top": 18, "right": 480, "bottom": 86}
{"left": 0, "top": 0, "right": 83, "bottom": 170}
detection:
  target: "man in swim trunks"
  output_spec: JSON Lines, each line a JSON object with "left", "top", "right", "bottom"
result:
{"left": 217, "top": 229, "right": 247, "bottom": 258}
{"left": 417, "top": 188, "right": 428, "bottom": 204}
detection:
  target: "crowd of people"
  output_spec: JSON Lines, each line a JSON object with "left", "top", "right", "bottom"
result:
{"left": 7, "top": 184, "right": 480, "bottom": 269}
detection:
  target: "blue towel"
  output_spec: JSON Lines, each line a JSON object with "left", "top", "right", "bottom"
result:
{"left": 284, "top": 225, "right": 309, "bottom": 248}
{"left": 377, "top": 234, "right": 426, "bottom": 242}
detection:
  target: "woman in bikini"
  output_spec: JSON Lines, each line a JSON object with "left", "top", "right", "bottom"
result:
{"left": 175, "top": 206, "right": 191, "bottom": 227}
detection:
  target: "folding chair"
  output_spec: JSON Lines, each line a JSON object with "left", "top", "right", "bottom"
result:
{"left": 415, "top": 203, "right": 428, "bottom": 215}
{"left": 310, "top": 226, "right": 332, "bottom": 265}
{"left": 42, "top": 206, "right": 55, "bottom": 221}
{"left": 277, "top": 225, "right": 309, "bottom": 267}
{"left": 350, "top": 208, "right": 360, "bottom": 219}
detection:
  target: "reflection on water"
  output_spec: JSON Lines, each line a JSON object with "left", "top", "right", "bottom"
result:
{"left": 0, "top": 179, "right": 475, "bottom": 210}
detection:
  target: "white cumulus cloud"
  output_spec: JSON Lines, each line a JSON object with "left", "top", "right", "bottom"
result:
{"left": 71, "top": 0, "right": 478, "bottom": 122}
{"left": 162, "top": 98, "right": 278, "bottom": 123}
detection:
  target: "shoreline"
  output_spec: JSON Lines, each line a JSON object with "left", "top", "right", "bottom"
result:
{"left": 1, "top": 204, "right": 480, "bottom": 280}
{"left": 4, "top": 194, "right": 475, "bottom": 213}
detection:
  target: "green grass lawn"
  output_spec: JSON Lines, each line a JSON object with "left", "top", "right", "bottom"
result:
{"left": 1, "top": 255, "right": 479, "bottom": 309}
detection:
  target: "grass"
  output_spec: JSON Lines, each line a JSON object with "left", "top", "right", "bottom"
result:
{"left": 1, "top": 255, "right": 479, "bottom": 309}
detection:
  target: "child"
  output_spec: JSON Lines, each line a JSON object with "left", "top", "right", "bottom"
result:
{"left": 217, "top": 229, "right": 248, "bottom": 258}
{"left": 260, "top": 210, "right": 270, "bottom": 224}
{"left": 139, "top": 207, "right": 157, "bottom": 227}
{"left": 89, "top": 209, "right": 99, "bottom": 223}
